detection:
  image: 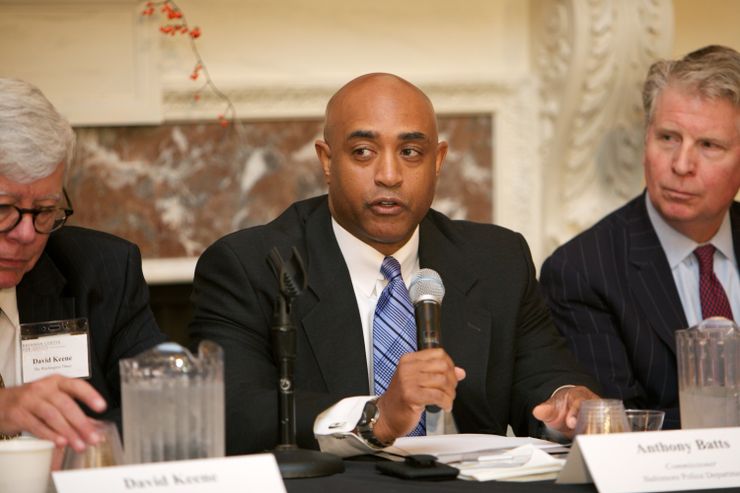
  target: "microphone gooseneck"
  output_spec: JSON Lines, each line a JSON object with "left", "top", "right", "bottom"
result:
{"left": 266, "top": 247, "right": 344, "bottom": 478}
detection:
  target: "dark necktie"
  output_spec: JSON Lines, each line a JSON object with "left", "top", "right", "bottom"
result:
{"left": 372, "top": 256, "right": 425, "bottom": 436}
{"left": 694, "top": 244, "right": 734, "bottom": 320}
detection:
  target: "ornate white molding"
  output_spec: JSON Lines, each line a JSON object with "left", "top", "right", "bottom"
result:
{"left": 533, "top": 0, "right": 673, "bottom": 254}
{"left": 162, "top": 77, "right": 530, "bottom": 119}
{"left": 430, "top": 79, "right": 543, "bottom": 264}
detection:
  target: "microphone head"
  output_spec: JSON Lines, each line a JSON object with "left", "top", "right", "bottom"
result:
{"left": 409, "top": 269, "right": 445, "bottom": 304}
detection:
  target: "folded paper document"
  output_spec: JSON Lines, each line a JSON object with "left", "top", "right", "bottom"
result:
{"left": 383, "top": 434, "right": 566, "bottom": 482}
{"left": 455, "top": 444, "right": 565, "bottom": 481}
{"left": 385, "top": 433, "right": 563, "bottom": 462}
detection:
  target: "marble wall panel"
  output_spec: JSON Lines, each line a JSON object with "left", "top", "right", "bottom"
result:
{"left": 67, "top": 115, "right": 493, "bottom": 259}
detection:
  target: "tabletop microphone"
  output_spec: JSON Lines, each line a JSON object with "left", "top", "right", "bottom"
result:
{"left": 409, "top": 269, "right": 445, "bottom": 413}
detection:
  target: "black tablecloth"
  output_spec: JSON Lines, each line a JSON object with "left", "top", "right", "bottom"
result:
{"left": 283, "top": 460, "right": 740, "bottom": 493}
{"left": 283, "top": 460, "right": 598, "bottom": 493}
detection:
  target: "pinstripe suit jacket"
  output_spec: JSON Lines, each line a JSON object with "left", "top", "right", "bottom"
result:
{"left": 540, "top": 193, "right": 740, "bottom": 429}
{"left": 15, "top": 226, "right": 165, "bottom": 423}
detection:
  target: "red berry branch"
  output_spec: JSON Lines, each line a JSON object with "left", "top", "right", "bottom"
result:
{"left": 142, "top": 0, "right": 234, "bottom": 127}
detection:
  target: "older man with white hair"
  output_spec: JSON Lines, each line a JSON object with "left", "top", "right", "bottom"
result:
{"left": 0, "top": 78, "right": 164, "bottom": 450}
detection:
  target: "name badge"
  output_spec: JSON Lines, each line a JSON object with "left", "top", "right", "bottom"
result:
{"left": 558, "top": 427, "right": 740, "bottom": 493}
{"left": 52, "top": 454, "right": 286, "bottom": 493}
{"left": 20, "top": 318, "right": 91, "bottom": 383}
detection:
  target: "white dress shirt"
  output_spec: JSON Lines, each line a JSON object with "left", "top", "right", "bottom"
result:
{"left": 646, "top": 195, "right": 740, "bottom": 327}
{"left": 332, "top": 218, "right": 420, "bottom": 390}
{"left": 0, "top": 287, "right": 22, "bottom": 387}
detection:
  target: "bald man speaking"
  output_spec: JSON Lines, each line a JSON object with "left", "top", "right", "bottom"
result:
{"left": 189, "top": 74, "right": 599, "bottom": 457}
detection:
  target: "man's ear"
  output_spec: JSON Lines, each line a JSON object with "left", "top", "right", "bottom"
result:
{"left": 315, "top": 140, "right": 332, "bottom": 183}
{"left": 435, "top": 141, "right": 448, "bottom": 176}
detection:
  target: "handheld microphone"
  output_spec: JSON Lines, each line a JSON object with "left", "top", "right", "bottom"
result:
{"left": 409, "top": 269, "right": 445, "bottom": 413}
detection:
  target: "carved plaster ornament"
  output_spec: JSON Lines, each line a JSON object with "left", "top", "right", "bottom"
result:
{"left": 533, "top": 0, "right": 673, "bottom": 253}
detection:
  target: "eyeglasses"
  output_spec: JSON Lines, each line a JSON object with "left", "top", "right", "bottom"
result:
{"left": 0, "top": 188, "right": 74, "bottom": 234}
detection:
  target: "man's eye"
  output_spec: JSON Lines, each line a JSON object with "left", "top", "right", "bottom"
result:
{"left": 352, "top": 148, "right": 373, "bottom": 158}
{"left": 400, "top": 148, "right": 421, "bottom": 158}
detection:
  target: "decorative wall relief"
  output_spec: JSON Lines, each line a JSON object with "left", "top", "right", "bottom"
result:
{"left": 533, "top": 0, "right": 673, "bottom": 253}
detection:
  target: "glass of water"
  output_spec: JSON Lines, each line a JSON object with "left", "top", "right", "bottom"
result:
{"left": 61, "top": 420, "right": 124, "bottom": 469}
{"left": 624, "top": 409, "right": 665, "bottom": 432}
{"left": 574, "top": 399, "right": 630, "bottom": 435}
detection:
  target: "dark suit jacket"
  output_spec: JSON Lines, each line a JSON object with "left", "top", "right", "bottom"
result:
{"left": 189, "top": 195, "right": 597, "bottom": 455}
{"left": 540, "top": 193, "right": 740, "bottom": 429}
{"left": 16, "top": 226, "right": 165, "bottom": 423}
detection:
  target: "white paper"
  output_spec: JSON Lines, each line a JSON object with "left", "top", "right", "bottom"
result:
{"left": 385, "top": 433, "right": 561, "bottom": 463}
{"left": 456, "top": 444, "right": 566, "bottom": 482}
{"left": 557, "top": 427, "right": 740, "bottom": 493}
{"left": 52, "top": 454, "right": 286, "bottom": 493}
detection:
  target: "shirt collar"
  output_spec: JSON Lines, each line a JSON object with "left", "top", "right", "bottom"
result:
{"left": 646, "top": 193, "right": 735, "bottom": 268}
{"left": 331, "top": 218, "right": 420, "bottom": 297}
{"left": 0, "top": 287, "right": 18, "bottom": 328}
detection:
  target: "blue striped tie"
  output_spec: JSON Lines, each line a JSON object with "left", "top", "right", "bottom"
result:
{"left": 373, "top": 256, "right": 425, "bottom": 436}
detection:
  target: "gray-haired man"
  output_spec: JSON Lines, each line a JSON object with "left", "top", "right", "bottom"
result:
{"left": 0, "top": 78, "right": 164, "bottom": 450}
{"left": 540, "top": 45, "right": 740, "bottom": 429}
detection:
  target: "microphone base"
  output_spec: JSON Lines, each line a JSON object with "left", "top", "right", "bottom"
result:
{"left": 272, "top": 446, "right": 345, "bottom": 479}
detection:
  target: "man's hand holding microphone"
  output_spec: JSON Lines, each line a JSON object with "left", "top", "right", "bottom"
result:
{"left": 373, "top": 270, "right": 466, "bottom": 443}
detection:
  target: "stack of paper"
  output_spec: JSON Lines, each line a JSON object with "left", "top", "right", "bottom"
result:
{"left": 454, "top": 444, "right": 565, "bottom": 481}
{"left": 383, "top": 434, "right": 567, "bottom": 482}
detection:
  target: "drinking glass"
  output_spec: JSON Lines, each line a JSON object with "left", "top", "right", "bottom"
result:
{"left": 60, "top": 420, "right": 123, "bottom": 469}
{"left": 624, "top": 409, "right": 665, "bottom": 432}
{"left": 574, "top": 399, "right": 630, "bottom": 435}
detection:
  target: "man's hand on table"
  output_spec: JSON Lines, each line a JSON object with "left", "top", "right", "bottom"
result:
{"left": 532, "top": 385, "right": 600, "bottom": 438}
{"left": 373, "top": 348, "right": 466, "bottom": 443}
{"left": 0, "top": 374, "right": 107, "bottom": 451}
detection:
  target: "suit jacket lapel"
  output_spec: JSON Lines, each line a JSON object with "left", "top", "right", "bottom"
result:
{"left": 16, "top": 251, "right": 75, "bottom": 324}
{"left": 300, "top": 200, "right": 370, "bottom": 395}
{"left": 627, "top": 196, "right": 687, "bottom": 354}
{"left": 418, "top": 213, "right": 491, "bottom": 403}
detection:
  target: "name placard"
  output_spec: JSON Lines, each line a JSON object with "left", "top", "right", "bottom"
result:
{"left": 52, "top": 454, "right": 286, "bottom": 493}
{"left": 557, "top": 427, "right": 740, "bottom": 493}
